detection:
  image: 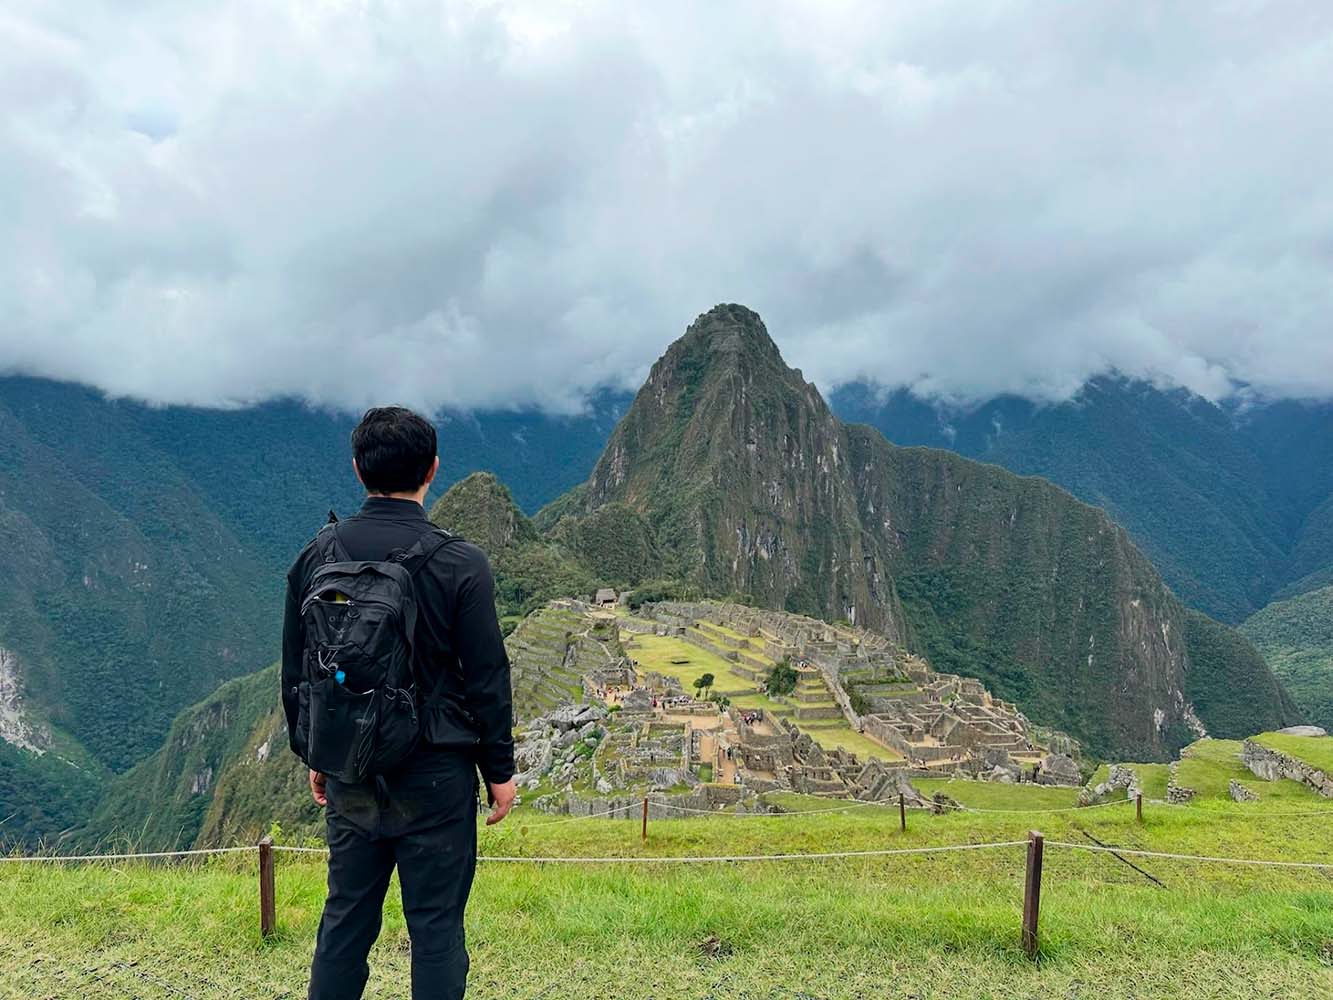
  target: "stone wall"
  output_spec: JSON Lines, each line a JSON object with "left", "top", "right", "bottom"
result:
{"left": 1228, "top": 779, "right": 1260, "bottom": 802}
{"left": 1242, "top": 739, "right": 1333, "bottom": 797}
{"left": 808, "top": 653, "right": 862, "bottom": 729}
{"left": 1166, "top": 761, "right": 1195, "bottom": 804}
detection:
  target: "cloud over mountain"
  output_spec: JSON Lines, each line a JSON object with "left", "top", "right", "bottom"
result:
{"left": 5, "top": 1, "right": 1333, "bottom": 412}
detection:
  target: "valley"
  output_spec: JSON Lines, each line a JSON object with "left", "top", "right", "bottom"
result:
{"left": 0, "top": 304, "right": 1318, "bottom": 851}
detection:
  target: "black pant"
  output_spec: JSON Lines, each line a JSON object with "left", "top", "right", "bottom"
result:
{"left": 308, "top": 752, "right": 479, "bottom": 1000}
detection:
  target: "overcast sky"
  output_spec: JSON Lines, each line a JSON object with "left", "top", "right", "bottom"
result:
{"left": 4, "top": 1, "right": 1332, "bottom": 414}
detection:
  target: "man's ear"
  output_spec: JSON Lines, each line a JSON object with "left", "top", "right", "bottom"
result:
{"left": 423, "top": 456, "right": 440, "bottom": 487}
{"left": 352, "top": 458, "right": 365, "bottom": 486}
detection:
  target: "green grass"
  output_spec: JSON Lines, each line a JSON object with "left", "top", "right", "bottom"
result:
{"left": 1254, "top": 733, "right": 1333, "bottom": 774}
{"left": 5, "top": 798, "right": 1333, "bottom": 998}
{"left": 914, "top": 777, "right": 1081, "bottom": 811}
{"left": 1175, "top": 739, "right": 1326, "bottom": 802}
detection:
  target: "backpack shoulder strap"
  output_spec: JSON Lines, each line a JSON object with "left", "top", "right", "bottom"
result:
{"left": 393, "top": 527, "right": 462, "bottom": 575}
{"left": 395, "top": 527, "right": 464, "bottom": 704}
{"left": 314, "top": 522, "right": 352, "bottom": 565}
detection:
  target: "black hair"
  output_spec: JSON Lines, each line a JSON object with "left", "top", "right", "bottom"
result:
{"left": 350, "top": 406, "right": 438, "bottom": 494}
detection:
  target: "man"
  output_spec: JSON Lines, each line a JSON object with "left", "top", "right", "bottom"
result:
{"left": 282, "top": 406, "right": 516, "bottom": 1000}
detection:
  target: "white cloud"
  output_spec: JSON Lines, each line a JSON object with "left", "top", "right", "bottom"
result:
{"left": 3, "top": 0, "right": 1333, "bottom": 412}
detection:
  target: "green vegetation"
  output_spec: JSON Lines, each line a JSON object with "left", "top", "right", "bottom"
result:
{"left": 547, "top": 502, "right": 661, "bottom": 586}
{"left": 765, "top": 658, "right": 798, "bottom": 697}
{"left": 429, "top": 473, "right": 598, "bottom": 620}
{"left": 624, "top": 580, "right": 703, "bottom": 610}
{"left": 76, "top": 666, "right": 294, "bottom": 853}
{"left": 912, "top": 778, "right": 1081, "bottom": 811}
{"left": 0, "top": 377, "right": 621, "bottom": 846}
{"left": 691, "top": 673, "right": 715, "bottom": 696}
{"left": 6, "top": 794, "right": 1333, "bottom": 999}
{"left": 1241, "top": 585, "right": 1333, "bottom": 730}
{"left": 1181, "top": 610, "right": 1300, "bottom": 740}
{"left": 0, "top": 739, "right": 102, "bottom": 849}
{"left": 8, "top": 305, "right": 1318, "bottom": 858}
{"left": 538, "top": 305, "right": 1297, "bottom": 761}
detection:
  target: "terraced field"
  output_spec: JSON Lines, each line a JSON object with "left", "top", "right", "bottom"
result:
{"left": 504, "top": 606, "right": 589, "bottom": 719}
{"left": 624, "top": 631, "right": 899, "bottom": 761}
{"left": 1088, "top": 737, "right": 1333, "bottom": 805}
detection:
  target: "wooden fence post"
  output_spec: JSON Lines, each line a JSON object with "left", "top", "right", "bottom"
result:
{"left": 258, "top": 836, "right": 276, "bottom": 940}
{"left": 1021, "top": 830, "right": 1044, "bottom": 959}
{"left": 641, "top": 796, "right": 649, "bottom": 843}
{"left": 899, "top": 792, "right": 906, "bottom": 833}
{"left": 1136, "top": 793, "right": 1143, "bottom": 825}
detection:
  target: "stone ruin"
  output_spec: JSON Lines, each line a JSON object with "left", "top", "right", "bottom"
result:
{"left": 509, "top": 598, "right": 1084, "bottom": 819}
{"left": 642, "top": 600, "right": 1072, "bottom": 787}
{"left": 512, "top": 701, "right": 696, "bottom": 801}
{"left": 1080, "top": 762, "right": 1142, "bottom": 805}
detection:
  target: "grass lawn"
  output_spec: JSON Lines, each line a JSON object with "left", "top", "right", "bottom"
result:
{"left": 627, "top": 634, "right": 898, "bottom": 761}
{"left": 698, "top": 620, "right": 761, "bottom": 646}
{"left": 1176, "top": 739, "right": 1326, "bottom": 802}
{"left": 798, "top": 722, "right": 904, "bottom": 762}
{"left": 4, "top": 797, "right": 1333, "bottom": 998}
{"left": 1254, "top": 732, "right": 1333, "bottom": 774}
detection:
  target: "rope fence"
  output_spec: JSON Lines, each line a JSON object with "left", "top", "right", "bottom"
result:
{"left": 938, "top": 797, "right": 1137, "bottom": 815}
{"left": 5, "top": 809, "right": 1333, "bottom": 959}
{"left": 271, "top": 839, "right": 1031, "bottom": 863}
{"left": 5, "top": 789, "right": 1329, "bottom": 865}
{"left": 0, "top": 846, "right": 256, "bottom": 864}
{"left": 1045, "top": 841, "right": 1333, "bottom": 871}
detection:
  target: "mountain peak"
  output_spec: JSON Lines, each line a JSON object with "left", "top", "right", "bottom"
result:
{"left": 429, "top": 471, "right": 538, "bottom": 552}
{"left": 657, "top": 303, "right": 796, "bottom": 384}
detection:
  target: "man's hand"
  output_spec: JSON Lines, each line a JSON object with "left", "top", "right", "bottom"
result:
{"left": 485, "top": 778, "right": 516, "bottom": 826}
{"left": 309, "top": 769, "right": 328, "bottom": 808}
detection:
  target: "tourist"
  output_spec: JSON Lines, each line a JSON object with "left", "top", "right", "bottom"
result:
{"left": 282, "top": 406, "right": 515, "bottom": 1000}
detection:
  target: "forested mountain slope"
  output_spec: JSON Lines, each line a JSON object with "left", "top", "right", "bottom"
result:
{"left": 1241, "top": 585, "right": 1333, "bottom": 731}
{"left": 832, "top": 380, "right": 1333, "bottom": 623}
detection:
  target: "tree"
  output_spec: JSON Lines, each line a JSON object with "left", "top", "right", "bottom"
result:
{"left": 692, "top": 673, "right": 716, "bottom": 697}
{"left": 766, "top": 659, "right": 798, "bottom": 697}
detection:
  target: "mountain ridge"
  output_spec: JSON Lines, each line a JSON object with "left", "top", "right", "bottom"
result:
{"left": 542, "top": 304, "right": 1297, "bottom": 759}
{"left": 832, "top": 378, "right": 1333, "bottom": 622}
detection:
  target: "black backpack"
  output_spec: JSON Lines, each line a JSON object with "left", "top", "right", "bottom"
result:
{"left": 291, "top": 520, "right": 458, "bottom": 782}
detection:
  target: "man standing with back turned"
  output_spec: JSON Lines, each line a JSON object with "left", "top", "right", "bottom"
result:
{"left": 282, "top": 406, "right": 516, "bottom": 1000}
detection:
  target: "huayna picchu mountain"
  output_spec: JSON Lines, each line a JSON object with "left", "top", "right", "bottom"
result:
{"left": 550, "top": 309, "right": 902, "bottom": 634}
{"left": 540, "top": 305, "right": 1298, "bottom": 759}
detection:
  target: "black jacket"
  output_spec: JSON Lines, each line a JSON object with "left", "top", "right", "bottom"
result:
{"left": 282, "top": 496, "right": 515, "bottom": 785}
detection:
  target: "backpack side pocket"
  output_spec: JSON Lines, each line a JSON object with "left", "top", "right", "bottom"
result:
{"left": 293, "top": 680, "right": 312, "bottom": 762}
